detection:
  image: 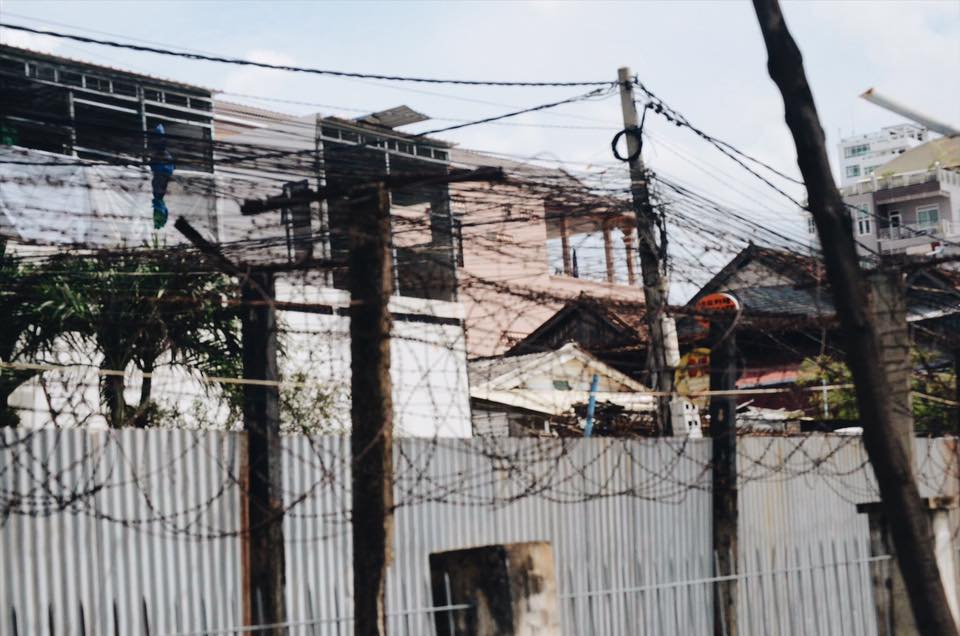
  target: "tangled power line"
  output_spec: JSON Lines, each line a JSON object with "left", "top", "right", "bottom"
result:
{"left": 0, "top": 28, "right": 957, "bottom": 551}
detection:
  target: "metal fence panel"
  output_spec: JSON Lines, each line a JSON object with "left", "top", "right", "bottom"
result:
{"left": 279, "top": 435, "right": 714, "bottom": 636}
{"left": 3, "top": 430, "right": 957, "bottom": 635}
{"left": 0, "top": 428, "right": 244, "bottom": 636}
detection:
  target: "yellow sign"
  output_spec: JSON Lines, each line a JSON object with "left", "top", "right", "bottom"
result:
{"left": 675, "top": 347, "right": 711, "bottom": 408}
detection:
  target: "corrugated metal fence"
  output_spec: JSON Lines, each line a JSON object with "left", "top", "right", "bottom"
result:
{"left": 1, "top": 430, "right": 956, "bottom": 635}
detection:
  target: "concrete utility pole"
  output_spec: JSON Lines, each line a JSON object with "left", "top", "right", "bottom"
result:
{"left": 348, "top": 183, "right": 395, "bottom": 636}
{"left": 752, "top": 1, "right": 957, "bottom": 633}
{"left": 617, "top": 66, "right": 677, "bottom": 435}
{"left": 240, "top": 271, "right": 286, "bottom": 633}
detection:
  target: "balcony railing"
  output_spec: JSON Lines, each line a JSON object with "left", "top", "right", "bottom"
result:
{"left": 877, "top": 220, "right": 958, "bottom": 242}
{"left": 841, "top": 167, "right": 959, "bottom": 196}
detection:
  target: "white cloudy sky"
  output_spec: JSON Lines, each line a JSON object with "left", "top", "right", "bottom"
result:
{"left": 2, "top": 0, "right": 958, "bottom": 295}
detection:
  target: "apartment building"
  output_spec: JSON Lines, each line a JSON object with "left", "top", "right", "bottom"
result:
{"left": 837, "top": 123, "right": 927, "bottom": 187}
{"left": 449, "top": 148, "right": 645, "bottom": 358}
{"left": 0, "top": 44, "right": 472, "bottom": 436}
{"left": 839, "top": 136, "right": 960, "bottom": 256}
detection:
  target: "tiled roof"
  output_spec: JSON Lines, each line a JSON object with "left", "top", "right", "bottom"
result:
{"left": 732, "top": 285, "right": 835, "bottom": 317}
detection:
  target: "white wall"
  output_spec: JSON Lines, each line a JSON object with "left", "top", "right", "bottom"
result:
{"left": 277, "top": 280, "right": 472, "bottom": 437}
{"left": 9, "top": 281, "right": 472, "bottom": 438}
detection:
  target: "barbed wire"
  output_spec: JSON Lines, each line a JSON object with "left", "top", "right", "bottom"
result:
{"left": 0, "top": 44, "right": 957, "bottom": 548}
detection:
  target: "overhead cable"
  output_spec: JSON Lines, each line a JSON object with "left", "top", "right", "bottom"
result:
{"left": 0, "top": 23, "right": 614, "bottom": 88}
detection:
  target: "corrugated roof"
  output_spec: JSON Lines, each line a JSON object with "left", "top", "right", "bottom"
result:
{"left": 468, "top": 350, "right": 556, "bottom": 387}
{"left": 732, "top": 285, "right": 835, "bottom": 317}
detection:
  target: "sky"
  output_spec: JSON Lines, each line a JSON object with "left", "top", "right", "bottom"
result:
{"left": 1, "top": 0, "right": 958, "bottom": 294}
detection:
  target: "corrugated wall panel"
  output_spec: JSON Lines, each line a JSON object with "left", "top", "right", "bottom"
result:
{"left": 0, "top": 429, "right": 245, "bottom": 635}
{"left": 737, "top": 436, "right": 959, "bottom": 636}
{"left": 3, "top": 431, "right": 958, "bottom": 635}
{"left": 276, "top": 436, "right": 714, "bottom": 635}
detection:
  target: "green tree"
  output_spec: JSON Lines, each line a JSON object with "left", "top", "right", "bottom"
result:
{"left": 279, "top": 369, "right": 342, "bottom": 435}
{"left": 0, "top": 242, "right": 73, "bottom": 426}
{"left": 44, "top": 249, "right": 242, "bottom": 428}
{"left": 798, "top": 355, "right": 858, "bottom": 421}
{"left": 798, "top": 352, "right": 957, "bottom": 432}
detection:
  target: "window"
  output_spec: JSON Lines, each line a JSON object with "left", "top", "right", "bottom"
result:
{"left": 552, "top": 380, "right": 572, "bottom": 391}
{"left": 865, "top": 165, "right": 878, "bottom": 176}
{"left": 854, "top": 204, "right": 871, "bottom": 235}
{"left": 845, "top": 144, "right": 870, "bottom": 158}
{"left": 26, "top": 63, "right": 55, "bottom": 81}
{"left": 880, "top": 210, "right": 901, "bottom": 240}
{"left": 85, "top": 77, "right": 110, "bottom": 92}
{"left": 59, "top": 71, "right": 82, "bottom": 87}
{"left": 916, "top": 206, "right": 940, "bottom": 228}
{"left": 806, "top": 216, "right": 816, "bottom": 234}
{"left": 113, "top": 81, "right": 137, "bottom": 97}
{"left": 845, "top": 165, "right": 861, "bottom": 178}
{"left": 164, "top": 92, "right": 188, "bottom": 107}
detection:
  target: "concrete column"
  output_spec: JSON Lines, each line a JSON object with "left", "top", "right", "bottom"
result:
{"left": 559, "top": 217, "right": 572, "bottom": 276}
{"left": 429, "top": 541, "right": 561, "bottom": 636}
{"left": 869, "top": 270, "right": 915, "bottom": 459}
{"left": 857, "top": 497, "right": 960, "bottom": 635}
{"left": 622, "top": 225, "right": 637, "bottom": 285}
{"left": 602, "top": 221, "right": 615, "bottom": 283}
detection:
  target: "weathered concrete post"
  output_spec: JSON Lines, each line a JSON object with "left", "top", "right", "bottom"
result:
{"left": 858, "top": 497, "right": 960, "bottom": 635}
{"left": 855, "top": 271, "right": 959, "bottom": 633}
{"left": 429, "top": 541, "right": 561, "bottom": 636}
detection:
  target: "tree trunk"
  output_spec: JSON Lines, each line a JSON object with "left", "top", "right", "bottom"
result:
{"left": 752, "top": 1, "right": 957, "bottom": 633}
{"left": 133, "top": 360, "right": 155, "bottom": 429}
{"left": 102, "top": 370, "right": 127, "bottom": 428}
{"left": 139, "top": 365, "right": 153, "bottom": 409}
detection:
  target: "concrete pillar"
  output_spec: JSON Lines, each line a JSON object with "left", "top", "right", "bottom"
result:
{"left": 429, "top": 541, "right": 561, "bottom": 636}
{"left": 869, "top": 270, "right": 915, "bottom": 459}
{"left": 559, "top": 217, "right": 572, "bottom": 276}
{"left": 857, "top": 497, "right": 960, "bottom": 635}
{"left": 602, "top": 221, "right": 615, "bottom": 283}
{"left": 622, "top": 225, "right": 637, "bottom": 285}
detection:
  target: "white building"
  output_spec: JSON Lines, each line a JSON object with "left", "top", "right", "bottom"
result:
{"left": 0, "top": 45, "right": 472, "bottom": 437}
{"left": 838, "top": 136, "right": 960, "bottom": 257}
{"left": 837, "top": 124, "right": 928, "bottom": 186}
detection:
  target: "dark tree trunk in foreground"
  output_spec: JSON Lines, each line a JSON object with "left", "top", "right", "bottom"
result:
{"left": 752, "top": 1, "right": 957, "bottom": 633}
{"left": 102, "top": 368, "right": 128, "bottom": 428}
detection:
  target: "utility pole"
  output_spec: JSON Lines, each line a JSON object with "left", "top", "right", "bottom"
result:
{"left": 708, "top": 311, "right": 738, "bottom": 636}
{"left": 174, "top": 218, "right": 286, "bottom": 633}
{"left": 752, "top": 1, "right": 957, "bottom": 633}
{"left": 241, "top": 270, "right": 286, "bottom": 634}
{"left": 348, "top": 183, "right": 395, "bottom": 636}
{"left": 617, "top": 66, "right": 677, "bottom": 435}
{"left": 229, "top": 167, "right": 499, "bottom": 636}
